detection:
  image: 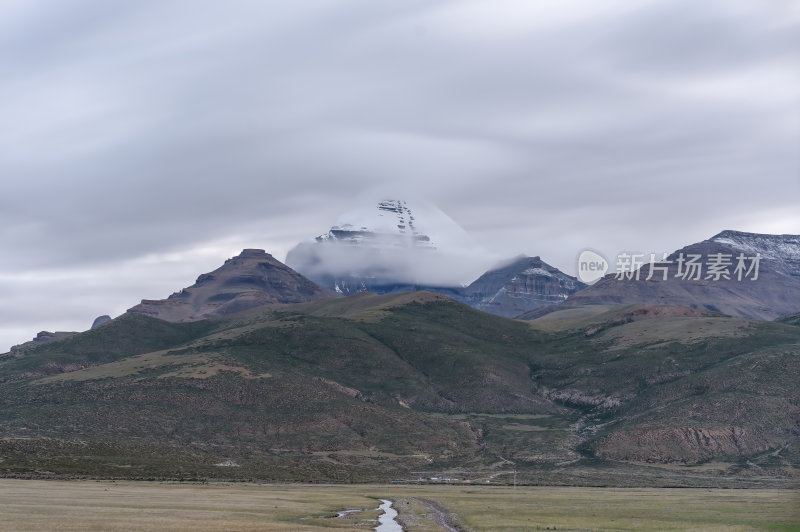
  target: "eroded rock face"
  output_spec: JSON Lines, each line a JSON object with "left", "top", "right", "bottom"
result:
{"left": 127, "top": 249, "right": 333, "bottom": 322}
{"left": 593, "top": 426, "right": 774, "bottom": 464}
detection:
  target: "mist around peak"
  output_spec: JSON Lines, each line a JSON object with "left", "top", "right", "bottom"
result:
{"left": 287, "top": 197, "right": 496, "bottom": 287}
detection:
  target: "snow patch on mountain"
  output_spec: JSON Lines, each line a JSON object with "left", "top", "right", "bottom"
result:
{"left": 711, "top": 230, "right": 800, "bottom": 261}
{"left": 521, "top": 267, "right": 554, "bottom": 278}
{"left": 710, "top": 230, "right": 800, "bottom": 277}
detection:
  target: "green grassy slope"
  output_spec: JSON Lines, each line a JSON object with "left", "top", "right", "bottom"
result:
{"left": 0, "top": 295, "right": 797, "bottom": 484}
{"left": 0, "top": 314, "right": 216, "bottom": 380}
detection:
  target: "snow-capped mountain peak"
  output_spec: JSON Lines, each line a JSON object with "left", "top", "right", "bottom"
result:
{"left": 316, "top": 199, "right": 436, "bottom": 248}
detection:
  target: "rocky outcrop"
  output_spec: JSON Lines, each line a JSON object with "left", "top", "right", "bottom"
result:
{"left": 127, "top": 249, "right": 333, "bottom": 322}
{"left": 543, "top": 388, "right": 624, "bottom": 412}
{"left": 593, "top": 426, "right": 776, "bottom": 464}
{"left": 10, "top": 330, "right": 78, "bottom": 353}
{"left": 10, "top": 316, "right": 112, "bottom": 354}
{"left": 91, "top": 315, "right": 112, "bottom": 329}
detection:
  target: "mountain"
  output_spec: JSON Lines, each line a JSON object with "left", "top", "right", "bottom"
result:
{"left": 1, "top": 290, "right": 798, "bottom": 486}
{"left": 128, "top": 249, "right": 333, "bottom": 321}
{"left": 457, "top": 255, "right": 586, "bottom": 318}
{"left": 286, "top": 199, "right": 582, "bottom": 318}
{"left": 285, "top": 199, "right": 485, "bottom": 295}
{"left": 523, "top": 230, "right": 800, "bottom": 321}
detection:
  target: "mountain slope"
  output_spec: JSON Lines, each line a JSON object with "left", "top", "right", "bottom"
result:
{"left": 526, "top": 304, "right": 800, "bottom": 466}
{"left": 526, "top": 230, "right": 800, "bottom": 320}
{"left": 0, "top": 293, "right": 563, "bottom": 481}
{"left": 128, "top": 249, "right": 333, "bottom": 321}
{"left": 1, "top": 293, "right": 798, "bottom": 485}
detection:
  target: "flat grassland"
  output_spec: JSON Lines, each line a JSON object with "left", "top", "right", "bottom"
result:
{"left": 0, "top": 480, "right": 797, "bottom": 531}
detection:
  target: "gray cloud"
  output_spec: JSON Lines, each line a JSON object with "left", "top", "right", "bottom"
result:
{"left": 1, "top": 0, "right": 798, "bottom": 350}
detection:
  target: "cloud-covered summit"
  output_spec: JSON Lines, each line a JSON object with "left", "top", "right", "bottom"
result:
{"left": 287, "top": 198, "right": 493, "bottom": 291}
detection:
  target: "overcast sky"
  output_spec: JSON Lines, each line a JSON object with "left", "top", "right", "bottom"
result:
{"left": 1, "top": 0, "right": 799, "bottom": 350}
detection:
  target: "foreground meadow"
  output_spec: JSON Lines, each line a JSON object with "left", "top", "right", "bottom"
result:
{"left": 0, "top": 479, "right": 797, "bottom": 531}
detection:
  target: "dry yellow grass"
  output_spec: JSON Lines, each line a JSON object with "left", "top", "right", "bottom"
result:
{"left": 414, "top": 485, "right": 800, "bottom": 531}
{"left": 0, "top": 480, "right": 797, "bottom": 531}
{"left": 0, "top": 480, "right": 378, "bottom": 531}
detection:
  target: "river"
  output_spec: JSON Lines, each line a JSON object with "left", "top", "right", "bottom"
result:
{"left": 375, "top": 499, "right": 403, "bottom": 532}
